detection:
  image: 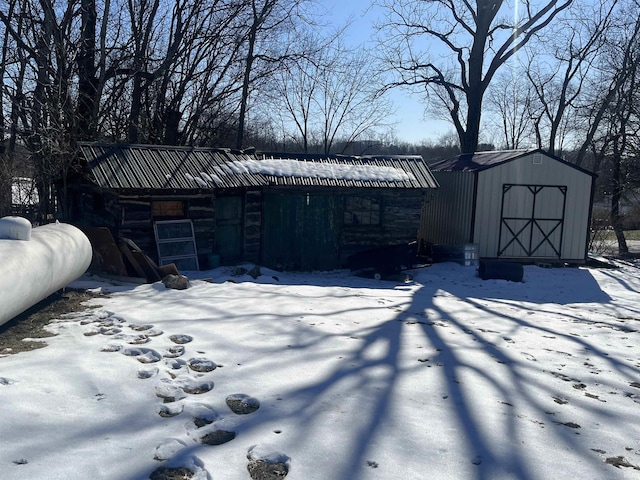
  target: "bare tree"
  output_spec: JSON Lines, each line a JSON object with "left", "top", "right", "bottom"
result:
{"left": 484, "top": 71, "right": 535, "bottom": 149}
{"left": 235, "top": 0, "right": 315, "bottom": 150}
{"left": 376, "top": 0, "right": 573, "bottom": 153}
{"left": 0, "top": 0, "right": 81, "bottom": 219}
{"left": 586, "top": 2, "right": 640, "bottom": 255}
{"left": 519, "top": 0, "right": 618, "bottom": 156}
{"left": 265, "top": 40, "right": 394, "bottom": 154}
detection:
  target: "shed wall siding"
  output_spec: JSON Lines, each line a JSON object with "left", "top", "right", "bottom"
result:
{"left": 473, "top": 154, "right": 592, "bottom": 261}
{"left": 341, "top": 190, "right": 423, "bottom": 247}
{"left": 244, "top": 190, "right": 262, "bottom": 263}
{"left": 419, "top": 171, "right": 475, "bottom": 245}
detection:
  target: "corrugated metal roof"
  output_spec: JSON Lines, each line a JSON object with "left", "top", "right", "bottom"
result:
{"left": 430, "top": 148, "right": 595, "bottom": 176}
{"left": 79, "top": 143, "right": 439, "bottom": 191}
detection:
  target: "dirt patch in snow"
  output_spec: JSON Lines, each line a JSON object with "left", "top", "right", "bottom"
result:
{"left": 0, "top": 290, "right": 99, "bottom": 355}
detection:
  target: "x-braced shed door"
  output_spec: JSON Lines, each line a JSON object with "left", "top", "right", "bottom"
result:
{"left": 497, "top": 184, "right": 567, "bottom": 259}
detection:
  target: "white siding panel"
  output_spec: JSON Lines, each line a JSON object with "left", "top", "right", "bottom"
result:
{"left": 473, "top": 153, "right": 592, "bottom": 261}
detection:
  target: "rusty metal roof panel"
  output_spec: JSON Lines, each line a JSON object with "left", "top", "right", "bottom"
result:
{"left": 79, "top": 144, "right": 439, "bottom": 191}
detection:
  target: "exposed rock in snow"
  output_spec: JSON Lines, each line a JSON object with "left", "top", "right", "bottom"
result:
{"left": 162, "top": 274, "right": 190, "bottom": 290}
{"left": 169, "top": 334, "right": 193, "bottom": 344}
{"left": 200, "top": 429, "right": 236, "bottom": 445}
{"left": 226, "top": 393, "right": 260, "bottom": 414}
{"left": 122, "top": 347, "right": 162, "bottom": 363}
{"left": 187, "top": 357, "right": 217, "bottom": 373}
{"left": 247, "top": 444, "right": 290, "bottom": 480}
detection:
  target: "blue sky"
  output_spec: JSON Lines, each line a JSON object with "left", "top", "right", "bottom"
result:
{"left": 318, "top": 0, "right": 452, "bottom": 144}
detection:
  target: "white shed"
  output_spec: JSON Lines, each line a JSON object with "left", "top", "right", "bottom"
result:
{"left": 420, "top": 149, "right": 596, "bottom": 264}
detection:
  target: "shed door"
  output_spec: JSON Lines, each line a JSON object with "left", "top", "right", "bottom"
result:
{"left": 497, "top": 184, "right": 567, "bottom": 259}
{"left": 262, "top": 193, "right": 340, "bottom": 271}
{"left": 215, "top": 196, "right": 243, "bottom": 264}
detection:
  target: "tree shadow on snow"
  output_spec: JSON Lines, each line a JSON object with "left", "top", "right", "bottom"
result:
{"left": 219, "top": 264, "right": 636, "bottom": 480}
{"left": 120, "top": 263, "right": 637, "bottom": 480}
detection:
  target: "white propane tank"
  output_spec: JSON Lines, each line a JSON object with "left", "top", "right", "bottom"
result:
{"left": 0, "top": 219, "right": 93, "bottom": 326}
{"left": 0, "top": 216, "right": 32, "bottom": 240}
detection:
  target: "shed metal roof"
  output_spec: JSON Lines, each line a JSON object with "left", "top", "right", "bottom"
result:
{"left": 79, "top": 143, "right": 439, "bottom": 191}
{"left": 430, "top": 148, "right": 595, "bottom": 176}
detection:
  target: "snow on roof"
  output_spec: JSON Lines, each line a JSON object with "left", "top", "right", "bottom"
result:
{"left": 79, "top": 143, "right": 438, "bottom": 190}
{"left": 214, "top": 158, "right": 414, "bottom": 183}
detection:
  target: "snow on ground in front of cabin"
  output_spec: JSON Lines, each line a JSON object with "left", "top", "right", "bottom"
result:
{"left": 1, "top": 262, "right": 640, "bottom": 480}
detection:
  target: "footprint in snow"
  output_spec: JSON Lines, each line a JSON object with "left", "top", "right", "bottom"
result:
{"left": 114, "top": 333, "right": 151, "bottom": 345}
{"left": 138, "top": 366, "right": 159, "bottom": 379}
{"left": 0, "top": 377, "right": 16, "bottom": 386}
{"left": 247, "top": 445, "right": 290, "bottom": 480}
{"left": 98, "top": 326, "right": 123, "bottom": 335}
{"left": 155, "top": 380, "right": 187, "bottom": 403}
{"left": 226, "top": 394, "right": 260, "bottom": 415}
{"left": 186, "top": 402, "right": 219, "bottom": 427}
{"left": 187, "top": 357, "right": 217, "bottom": 373}
{"left": 122, "top": 347, "right": 162, "bottom": 363}
{"left": 200, "top": 429, "right": 236, "bottom": 445}
{"left": 169, "top": 334, "right": 193, "bottom": 344}
{"left": 179, "top": 379, "right": 214, "bottom": 395}
{"left": 184, "top": 413, "right": 238, "bottom": 446}
{"left": 100, "top": 343, "right": 123, "bottom": 353}
{"left": 157, "top": 403, "right": 184, "bottom": 418}
{"left": 165, "top": 358, "right": 188, "bottom": 370}
{"left": 153, "top": 438, "right": 188, "bottom": 461}
{"left": 83, "top": 325, "right": 122, "bottom": 337}
{"left": 163, "top": 345, "right": 185, "bottom": 358}
{"left": 129, "top": 323, "right": 155, "bottom": 332}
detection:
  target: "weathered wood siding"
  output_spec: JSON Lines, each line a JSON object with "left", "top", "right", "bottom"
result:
{"left": 340, "top": 189, "right": 424, "bottom": 264}
{"left": 69, "top": 185, "right": 215, "bottom": 266}
{"left": 70, "top": 181, "right": 427, "bottom": 271}
{"left": 244, "top": 190, "right": 262, "bottom": 263}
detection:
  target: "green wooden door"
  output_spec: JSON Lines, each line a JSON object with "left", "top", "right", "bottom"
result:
{"left": 302, "top": 194, "right": 340, "bottom": 270}
{"left": 262, "top": 193, "right": 340, "bottom": 271}
{"left": 215, "top": 196, "right": 243, "bottom": 264}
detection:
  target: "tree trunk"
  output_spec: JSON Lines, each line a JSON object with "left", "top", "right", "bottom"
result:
{"left": 610, "top": 152, "right": 628, "bottom": 256}
{"left": 237, "top": 24, "right": 257, "bottom": 150}
{"left": 77, "top": 0, "right": 98, "bottom": 141}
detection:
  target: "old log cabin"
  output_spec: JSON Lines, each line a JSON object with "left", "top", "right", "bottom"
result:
{"left": 69, "top": 143, "right": 438, "bottom": 271}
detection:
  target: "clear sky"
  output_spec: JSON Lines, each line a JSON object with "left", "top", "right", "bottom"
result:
{"left": 318, "top": 0, "right": 452, "bottom": 145}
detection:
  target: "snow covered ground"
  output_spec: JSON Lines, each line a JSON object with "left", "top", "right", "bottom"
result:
{"left": 1, "top": 261, "right": 640, "bottom": 480}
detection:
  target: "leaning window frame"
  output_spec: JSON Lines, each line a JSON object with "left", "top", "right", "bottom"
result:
{"left": 153, "top": 219, "right": 200, "bottom": 271}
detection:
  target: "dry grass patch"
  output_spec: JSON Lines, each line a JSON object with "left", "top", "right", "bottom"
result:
{"left": 0, "top": 290, "right": 100, "bottom": 355}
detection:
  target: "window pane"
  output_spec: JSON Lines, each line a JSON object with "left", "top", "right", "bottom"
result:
{"left": 158, "top": 241, "right": 196, "bottom": 257}
{"left": 156, "top": 222, "right": 193, "bottom": 240}
{"left": 170, "top": 257, "right": 198, "bottom": 271}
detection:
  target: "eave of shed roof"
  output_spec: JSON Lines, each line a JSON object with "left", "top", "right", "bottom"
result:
{"left": 430, "top": 148, "right": 596, "bottom": 176}
{"left": 78, "top": 143, "right": 439, "bottom": 191}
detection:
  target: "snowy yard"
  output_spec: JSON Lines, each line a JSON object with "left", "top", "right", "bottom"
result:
{"left": 1, "top": 262, "right": 640, "bottom": 480}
